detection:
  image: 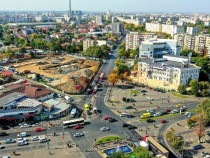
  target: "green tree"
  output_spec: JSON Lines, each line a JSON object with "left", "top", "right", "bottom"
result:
{"left": 110, "top": 151, "right": 125, "bottom": 158}
{"left": 189, "top": 79, "right": 201, "bottom": 96}
{"left": 177, "top": 84, "right": 187, "bottom": 94}
{"left": 129, "top": 146, "right": 153, "bottom": 158}
{"left": 196, "top": 98, "right": 210, "bottom": 124}
{"left": 201, "top": 89, "right": 209, "bottom": 97}
{"left": 199, "top": 70, "right": 209, "bottom": 82}
{"left": 181, "top": 49, "right": 199, "bottom": 57}
{"left": 19, "top": 47, "right": 26, "bottom": 54}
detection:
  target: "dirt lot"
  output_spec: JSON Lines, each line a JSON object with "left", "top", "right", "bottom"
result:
{"left": 10, "top": 55, "right": 99, "bottom": 93}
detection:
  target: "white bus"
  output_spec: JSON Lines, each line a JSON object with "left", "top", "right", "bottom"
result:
{"left": 70, "top": 108, "right": 77, "bottom": 118}
{"left": 63, "top": 118, "right": 85, "bottom": 128}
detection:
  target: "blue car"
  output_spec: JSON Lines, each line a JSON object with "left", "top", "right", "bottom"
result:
{"left": 193, "top": 145, "right": 204, "bottom": 150}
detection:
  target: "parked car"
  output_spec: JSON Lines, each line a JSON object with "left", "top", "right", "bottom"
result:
{"left": 127, "top": 115, "right": 135, "bottom": 118}
{"left": 161, "top": 119, "right": 168, "bottom": 123}
{"left": 180, "top": 106, "right": 187, "bottom": 111}
{"left": 120, "top": 113, "right": 127, "bottom": 117}
{"left": 147, "top": 109, "right": 155, "bottom": 113}
{"left": 160, "top": 111, "right": 166, "bottom": 115}
{"left": 0, "top": 132, "right": 8, "bottom": 136}
{"left": 74, "top": 133, "right": 84, "bottom": 137}
{"left": 146, "top": 119, "right": 156, "bottom": 123}
{"left": 1, "top": 126, "right": 9, "bottom": 130}
{"left": 206, "top": 131, "right": 210, "bottom": 136}
{"left": 103, "top": 116, "right": 111, "bottom": 120}
{"left": 153, "top": 112, "right": 161, "bottom": 117}
{"left": 18, "top": 140, "right": 29, "bottom": 146}
{"left": 32, "top": 123, "right": 41, "bottom": 127}
{"left": 164, "top": 109, "right": 171, "bottom": 113}
{"left": 5, "top": 139, "right": 16, "bottom": 144}
{"left": 125, "top": 106, "right": 133, "bottom": 109}
{"left": 147, "top": 97, "right": 154, "bottom": 100}
{"left": 31, "top": 136, "right": 39, "bottom": 141}
{"left": 141, "top": 93, "right": 146, "bottom": 96}
{"left": 73, "top": 125, "right": 83, "bottom": 129}
{"left": 0, "top": 144, "right": 4, "bottom": 149}
{"left": 171, "top": 109, "right": 179, "bottom": 114}
{"left": 193, "top": 145, "right": 204, "bottom": 150}
{"left": 20, "top": 124, "right": 30, "bottom": 128}
{"left": 100, "top": 127, "right": 110, "bottom": 131}
{"left": 34, "top": 127, "right": 43, "bottom": 132}
{"left": 39, "top": 137, "right": 50, "bottom": 143}
{"left": 130, "top": 98, "right": 136, "bottom": 102}
{"left": 108, "top": 118, "right": 117, "bottom": 122}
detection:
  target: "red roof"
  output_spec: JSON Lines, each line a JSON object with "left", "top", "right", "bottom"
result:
{"left": 1, "top": 71, "right": 13, "bottom": 77}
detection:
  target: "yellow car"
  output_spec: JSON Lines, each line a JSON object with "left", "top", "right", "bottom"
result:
{"left": 176, "top": 104, "right": 183, "bottom": 108}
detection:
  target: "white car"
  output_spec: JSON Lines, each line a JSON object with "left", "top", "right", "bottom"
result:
{"left": 17, "top": 132, "right": 27, "bottom": 137}
{"left": 31, "top": 136, "right": 40, "bottom": 141}
{"left": 16, "top": 138, "right": 27, "bottom": 143}
{"left": 171, "top": 109, "right": 179, "bottom": 114}
{"left": 147, "top": 97, "right": 154, "bottom": 100}
{"left": 147, "top": 109, "right": 155, "bottom": 113}
{"left": 39, "top": 137, "right": 50, "bottom": 143}
{"left": 100, "top": 127, "right": 110, "bottom": 131}
{"left": 18, "top": 140, "right": 28, "bottom": 146}
{"left": 120, "top": 113, "right": 127, "bottom": 117}
{"left": 32, "top": 123, "right": 40, "bottom": 127}
{"left": 20, "top": 124, "right": 30, "bottom": 128}
{"left": 180, "top": 106, "right": 187, "bottom": 110}
{"left": 74, "top": 133, "right": 84, "bottom": 137}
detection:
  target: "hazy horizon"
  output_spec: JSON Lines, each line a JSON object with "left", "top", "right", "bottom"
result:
{"left": 0, "top": 0, "right": 209, "bottom": 13}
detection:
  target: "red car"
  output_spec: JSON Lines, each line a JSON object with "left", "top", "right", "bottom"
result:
{"left": 35, "top": 127, "right": 43, "bottom": 132}
{"left": 73, "top": 125, "right": 83, "bottom": 129}
{"left": 164, "top": 109, "right": 171, "bottom": 113}
{"left": 161, "top": 119, "right": 168, "bottom": 123}
{"left": 103, "top": 116, "right": 111, "bottom": 120}
{"left": 92, "top": 91, "right": 96, "bottom": 95}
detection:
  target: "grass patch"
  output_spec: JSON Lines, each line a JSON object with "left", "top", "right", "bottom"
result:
{"left": 95, "top": 136, "right": 123, "bottom": 145}
{"left": 108, "top": 100, "right": 120, "bottom": 103}
{"left": 172, "top": 92, "right": 191, "bottom": 98}
{"left": 139, "top": 113, "right": 181, "bottom": 122}
{"left": 130, "top": 90, "right": 140, "bottom": 94}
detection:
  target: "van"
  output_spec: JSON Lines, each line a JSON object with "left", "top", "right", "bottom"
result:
{"left": 141, "top": 113, "right": 151, "bottom": 119}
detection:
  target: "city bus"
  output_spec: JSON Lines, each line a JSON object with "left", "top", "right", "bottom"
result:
{"left": 63, "top": 118, "right": 85, "bottom": 128}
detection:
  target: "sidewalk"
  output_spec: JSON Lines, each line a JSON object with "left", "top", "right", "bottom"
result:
{"left": 0, "top": 146, "right": 84, "bottom": 158}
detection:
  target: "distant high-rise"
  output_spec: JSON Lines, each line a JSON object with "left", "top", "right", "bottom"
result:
{"left": 111, "top": 22, "right": 124, "bottom": 37}
{"left": 69, "top": 0, "right": 71, "bottom": 17}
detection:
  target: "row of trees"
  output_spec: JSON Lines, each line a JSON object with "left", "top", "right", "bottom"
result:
{"left": 124, "top": 23, "right": 146, "bottom": 33}
{"left": 81, "top": 45, "right": 110, "bottom": 59}
{"left": 178, "top": 80, "right": 209, "bottom": 97}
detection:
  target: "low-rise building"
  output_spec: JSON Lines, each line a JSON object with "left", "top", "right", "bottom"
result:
{"left": 139, "top": 38, "right": 181, "bottom": 58}
{"left": 136, "top": 55, "right": 201, "bottom": 90}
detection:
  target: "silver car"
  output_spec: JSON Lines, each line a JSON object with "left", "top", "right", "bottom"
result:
{"left": 100, "top": 127, "right": 110, "bottom": 131}
{"left": 171, "top": 109, "right": 179, "bottom": 114}
{"left": 153, "top": 112, "right": 161, "bottom": 117}
{"left": 74, "top": 133, "right": 84, "bottom": 137}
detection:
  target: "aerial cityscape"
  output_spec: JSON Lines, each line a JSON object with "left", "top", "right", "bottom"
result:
{"left": 0, "top": 0, "right": 209, "bottom": 158}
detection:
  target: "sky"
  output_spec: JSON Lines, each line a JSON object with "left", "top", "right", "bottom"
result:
{"left": 0, "top": 0, "right": 209, "bottom": 13}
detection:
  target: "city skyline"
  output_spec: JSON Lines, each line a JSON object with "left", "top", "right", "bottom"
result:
{"left": 0, "top": 0, "right": 209, "bottom": 13}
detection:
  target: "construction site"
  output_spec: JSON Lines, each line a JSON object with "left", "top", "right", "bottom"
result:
{"left": 9, "top": 55, "right": 100, "bottom": 94}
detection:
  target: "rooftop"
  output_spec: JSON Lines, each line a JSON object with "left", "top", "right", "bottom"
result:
{"left": 0, "top": 92, "right": 27, "bottom": 108}
{"left": 17, "top": 98, "right": 42, "bottom": 108}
